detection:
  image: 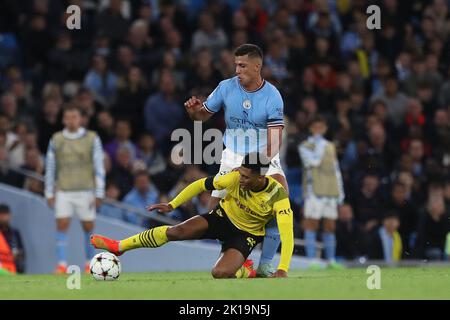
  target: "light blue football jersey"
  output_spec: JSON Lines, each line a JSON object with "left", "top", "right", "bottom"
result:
{"left": 203, "top": 76, "right": 284, "bottom": 154}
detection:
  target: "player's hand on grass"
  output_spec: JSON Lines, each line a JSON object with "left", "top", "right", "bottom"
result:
{"left": 146, "top": 203, "right": 173, "bottom": 213}
{"left": 272, "top": 269, "right": 288, "bottom": 278}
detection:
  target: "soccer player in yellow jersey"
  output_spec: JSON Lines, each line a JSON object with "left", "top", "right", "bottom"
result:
{"left": 91, "top": 153, "right": 294, "bottom": 278}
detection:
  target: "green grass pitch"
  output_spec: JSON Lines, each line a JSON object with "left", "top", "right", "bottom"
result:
{"left": 1, "top": 267, "right": 449, "bottom": 300}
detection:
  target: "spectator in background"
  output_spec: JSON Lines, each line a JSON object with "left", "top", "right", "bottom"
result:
{"left": 415, "top": 188, "right": 450, "bottom": 260}
{"left": 105, "top": 118, "right": 139, "bottom": 164}
{"left": 47, "top": 31, "right": 88, "bottom": 84}
{"left": 364, "top": 211, "right": 402, "bottom": 263}
{"left": 0, "top": 131, "right": 22, "bottom": 187}
{"left": 122, "top": 170, "right": 159, "bottom": 226}
{"left": 138, "top": 133, "right": 166, "bottom": 176}
{"left": 0, "top": 113, "right": 25, "bottom": 168}
{"left": 126, "top": 19, "right": 157, "bottom": 71}
{"left": 95, "top": 0, "right": 129, "bottom": 47}
{"left": 83, "top": 54, "right": 119, "bottom": 108}
{"left": 306, "top": 7, "right": 341, "bottom": 51}
{"left": 167, "top": 165, "right": 207, "bottom": 221}
{"left": 144, "top": 70, "right": 183, "bottom": 154}
{"left": 113, "top": 45, "right": 135, "bottom": 78}
{"left": 445, "top": 179, "right": 450, "bottom": 208}
{"left": 109, "top": 145, "right": 135, "bottom": 198}
{"left": 399, "top": 99, "right": 426, "bottom": 142}
{"left": 216, "top": 49, "right": 237, "bottom": 80}
{"left": 387, "top": 181, "right": 419, "bottom": 258}
{"left": 264, "top": 39, "right": 289, "bottom": 82}
{"left": 1, "top": 93, "right": 21, "bottom": 127}
{"left": 113, "top": 65, "right": 148, "bottom": 139}
{"left": 191, "top": 11, "right": 227, "bottom": 58}
{"left": 438, "top": 66, "right": 450, "bottom": 108}
{"left": 21, "top": 14, "right": 52, "bottom": 71}
{"left": 416, "top": 81, "right": 438, "bottom": 119}
{"left": 36, "top": 98, "right": 63, "bottom": 154}
{"left": 94, "top": 110, "right": 115, "bottom": 145}
{"left": 21, "top": 147, "right": 44, "bottom": 195}
{"left": 186, "top": 48, "right": 222, "bottom": 98}
{"left": 351, "top": 173, "right": 384, "bottom": 237}
{"left": 408, "top": 139, "right": 427, "bottom": 178}
{"left": 370, "top": 74, "right": 409, "bottom": 128}
{"left": 74, "top": 88, "right": 101, "bottom": 129}
{"left": 239, "top": 0, "right": 268, "bottom": 37}
{"left": 151, "top": 50, "right": 185, "bottom": 92}
{"left": 368, "top": 100, "right": 398, "bottom": 139}
{"left": 98, "top": 180, "right": 125, "bottom": 221}
{"left": 402, "top": 55, "right": 443, "bottom": 98}
{"left": 428, "top": 109, "right": 450, "bottom": 165}
{"left": 335, "top": 203, "right": 359, "bottom": 261}
{"left": 0, "top": 204, "right": 25, "bottom": 274}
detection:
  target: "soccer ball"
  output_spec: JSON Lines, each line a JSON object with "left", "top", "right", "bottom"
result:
{"left": 89, "top": 252, "right": 121, "bottom": 281}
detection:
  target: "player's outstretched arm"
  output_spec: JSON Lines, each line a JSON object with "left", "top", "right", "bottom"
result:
{"left": 184, "top": 96, "right": 213, "bottom": 122}
{"left": 147, "top": 172, "right": 238, "bottom": 213}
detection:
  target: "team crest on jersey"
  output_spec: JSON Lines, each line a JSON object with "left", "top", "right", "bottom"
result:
{"left": 242, "top": 99, "right": 251, "bottom": 109}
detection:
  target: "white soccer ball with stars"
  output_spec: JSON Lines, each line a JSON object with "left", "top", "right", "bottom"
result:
{"left": 89, "top": 252, "right": 121, "bottom": 281}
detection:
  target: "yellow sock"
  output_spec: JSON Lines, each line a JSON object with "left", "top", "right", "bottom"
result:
{"left": 119, "top": 226, "right": 169, "bottom": 252}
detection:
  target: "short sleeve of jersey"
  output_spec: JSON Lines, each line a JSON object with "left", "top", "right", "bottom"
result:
{"left": 266, "top": 90, "right": 284, "bottom": 128}
{"left": 203, "top": 81, "right": 225, "bottom": 114}
{"left": 213, "top": 171, "right": 240, "bottom": 190}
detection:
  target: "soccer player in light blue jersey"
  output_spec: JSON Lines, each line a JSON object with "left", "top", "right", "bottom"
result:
{"left": 184, "top": 44, "right": 289, "bottom": 277}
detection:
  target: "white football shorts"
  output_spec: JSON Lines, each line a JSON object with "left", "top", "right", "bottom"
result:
{"left": 55, "top": 190, "right": 96, "bottom": 221}
{"left": 211, "top": 148, "right": 285, "bottom": 198}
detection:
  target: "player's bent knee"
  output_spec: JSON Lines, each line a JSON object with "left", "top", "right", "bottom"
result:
{"left": 211, "top": 267, "right": 235, "bottom": 279}
{"left": 166, "top": 225, "right": 186, "bottom": 241}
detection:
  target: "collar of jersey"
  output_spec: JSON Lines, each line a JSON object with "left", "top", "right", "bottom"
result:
{"left": 62, "top": 127, "right": 86, "bottom": 140}
{"left": 239, "top": 78, "right": 266, "bottom": 93}
{"left": 251, "top": 177, "right": 270, "bottom": 193}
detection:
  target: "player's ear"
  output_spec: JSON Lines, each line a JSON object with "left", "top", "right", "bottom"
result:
{"left": 255, "top": 62, "right": 261, "bottom": 72}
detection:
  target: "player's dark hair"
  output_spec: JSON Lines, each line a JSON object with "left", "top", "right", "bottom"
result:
{"left": 134, "top": 169, "right": 150, "bottom": 179}
{"left": 382, "top": 209, "right": 399, "bottom": 221}
{"left": 62, "top": 103, "right": 82, "bottom": 116}
{"left": 308, "top": 114, "right": 327, "bottom": 127}
{"left": 241, "top": 152, "right": 270, "bottom": 175}
{"left": 234, "top": 44, "right": 263, "bottom": 60}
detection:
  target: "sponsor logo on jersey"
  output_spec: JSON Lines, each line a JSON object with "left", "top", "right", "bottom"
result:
{"left": 246, "top": 237, "right": 256, "bottom": 247}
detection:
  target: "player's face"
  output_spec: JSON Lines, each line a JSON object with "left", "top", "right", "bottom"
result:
{"left": 310, "top": 122, "right": 327, "bottom": 136}
{"left": 238, "top": 166, "right": 262, "bottom": 190}
{"left": 235, "top": 55, "right": 261, "bottom": 87}
{"left": 63, "top": 110, "right": 83, "bottom": 132}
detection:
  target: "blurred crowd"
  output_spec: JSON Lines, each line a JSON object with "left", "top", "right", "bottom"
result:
{"left": 0, "top": 0, "right": 449, "bottom": 261}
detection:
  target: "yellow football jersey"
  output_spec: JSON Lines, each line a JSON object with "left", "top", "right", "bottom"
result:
{"left": 213, "top": 171, "right": 292, "bottom": 237}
